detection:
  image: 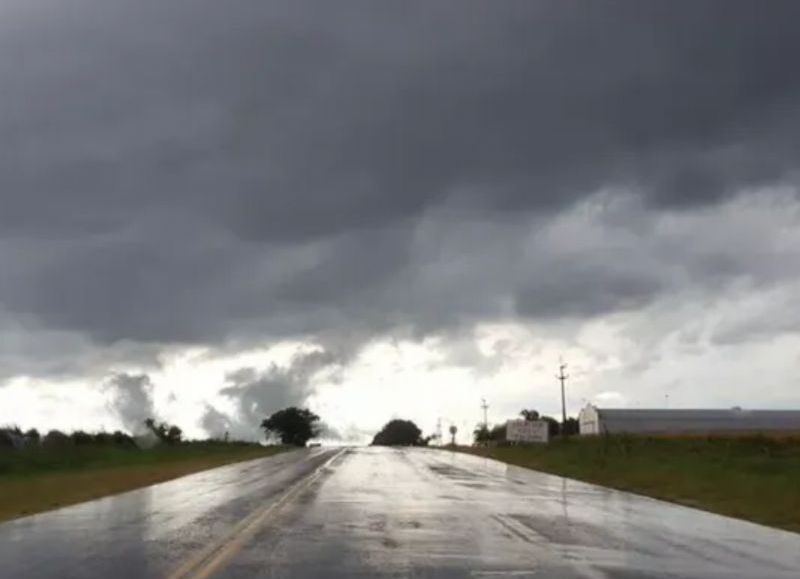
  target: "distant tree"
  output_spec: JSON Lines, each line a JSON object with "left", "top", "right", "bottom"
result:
{"left": 520, "top": 409, "right": 540, "bottom": 421}
{"left": 0, "top": 428, "right": 15, "bottom": 449}
{"left": 473, "top": 424, "right": 491, "bottom": 444}
{"left": 42, "top": 430, "right": 72, "bottom": 448}
{"left": 92, "top": 431, "right": 113, "bottom": 445}
{"left": 535, "top": 415, "right": 578, "bottom": 436}
{"left": 70, "top": 430, "right": 94, "bottom": 445}
{"left": 261, "top": 407, "right": 320, "bottom": 447}
{"left": 144, "top": 418, "right": 159, "bottom": 437}
{"left": 0, "top": 426, "right": 23, "bottom": 449}
{"left": 449, "top": 425, "right": 458, "bottom": 446}
{"left": 489, "top": 423, "right": 506, "bottom": 441}
{"left": 165, "top": 425, "right": 183, "bottom": 444}
{"left": 562, "top": 417, "right": 580, "bottom": 436}
{"left": 111, "top": 430, "right": 136, "bottom": 446}
{"left": 474, "top": 423, "right": 506, "bottom": 445}
{"left": 371, "top": 419, "right": 423, "bottom": 446}
{"left": 541, "top": 416, "right": 560, "bottom": 437}
{"left": 24, "top": 428, "right": 41, "bottom": 445}
{"left": 144, "top": 418, "right": 183, "bottom": 445}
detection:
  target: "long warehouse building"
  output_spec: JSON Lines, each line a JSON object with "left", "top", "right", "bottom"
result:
{"left": 578, "top": 405, "right": 800, "bottom": 435}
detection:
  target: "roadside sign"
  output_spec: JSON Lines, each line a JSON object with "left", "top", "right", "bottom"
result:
{"left": 506, "top": 419, "right": 549, "bottom": 443}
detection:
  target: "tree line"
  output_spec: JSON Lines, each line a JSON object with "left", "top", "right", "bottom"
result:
{"left": 2, "top": 417, "right": 236, "bottom": 450}
{"left": 3, "top": 405, "right": 576, "bottom": 451}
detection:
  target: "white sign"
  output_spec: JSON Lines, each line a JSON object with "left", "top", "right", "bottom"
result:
{"left": 506, "top": 419, "right": 549, "bottom": 443}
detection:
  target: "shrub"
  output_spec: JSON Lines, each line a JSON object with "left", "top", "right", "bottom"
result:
{"left": 43, "top": 430, "right": 72, "bottom": 448}
{"left": 70, "top": 430, "right": 94, "bottom": 445}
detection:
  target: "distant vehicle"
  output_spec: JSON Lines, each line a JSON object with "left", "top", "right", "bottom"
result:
{"left": 308, "top": 442, "right": 322, "bottom": 447}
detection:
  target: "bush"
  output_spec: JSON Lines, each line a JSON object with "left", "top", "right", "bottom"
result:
{"left": 372, "top": 419, "right": 423, "bottom": 446}
{"left": 70, "top": 431, "right": 94, "bottom": 445}
{"left": 42, "top": 430, "right": 72, "bottom": 448}
{"left": 144, "top": 418, "right": 184, "bottom": 445}
{"left": 0, "top": 427, "right": 24, "bottom": 450}
{"left": 0, "top": 430, "right": 15, "bottom": 449}
{"left": 110, "top": 431, "right": 136, "bottom": 447}
{"left": 24, "top": 429, "right": 41, "bottom": 445}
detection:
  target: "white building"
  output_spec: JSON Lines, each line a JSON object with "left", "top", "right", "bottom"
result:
{"left": 578, "top": 405, "right": 800, "bottom": 435}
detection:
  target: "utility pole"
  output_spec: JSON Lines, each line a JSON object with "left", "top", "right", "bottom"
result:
{"left": 556, "top": 361, "right": 569, "bottom": 432}
{"left": 436, "top": 417, "right": 442, "bottom": 446}
{"left": 481, "top": 398, "right": 489, "bottom": 429}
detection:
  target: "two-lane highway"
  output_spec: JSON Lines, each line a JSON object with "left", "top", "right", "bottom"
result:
{"left": 1, "top": 447, "right": 799, "bottom": 578}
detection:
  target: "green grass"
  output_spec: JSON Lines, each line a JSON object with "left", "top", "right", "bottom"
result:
{"left": 460, "top": 434, "right": 800, "bottom": 533}
{"left": 0, "top": 442, "right": 289, "bottom": 522}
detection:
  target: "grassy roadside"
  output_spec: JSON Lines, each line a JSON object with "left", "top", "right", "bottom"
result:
{"left": 457, "top": 435, "right": 800, "bottom": 533}
{"left": 0, "top": 444, "right": 289, "bottom": 522}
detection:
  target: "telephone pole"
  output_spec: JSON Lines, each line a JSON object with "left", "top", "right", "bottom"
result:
{"left": 480, "top": 398, "right": 489, "bottom": 429}
{"left": 556, "top": 361, "right": 569, "bottom": 431}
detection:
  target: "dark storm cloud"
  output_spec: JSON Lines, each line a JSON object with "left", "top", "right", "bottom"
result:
{"left": 514, "top": 262, "right": 665, "bottom": 320}
{"left": 1, "top": 1, "right": 800, "bottom": 356}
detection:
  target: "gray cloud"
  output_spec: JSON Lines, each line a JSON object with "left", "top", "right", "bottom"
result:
{"left": 105, "top": 373, "right": 154, "bottom": 433}
{"left": 1, "top": 1, "right": 800, "bottom": 386}
{"left": 199, "top": 405, "right": 234, "bottom": 440}
{"left": 201, "top": 349, "right": 340, "bottom": 439}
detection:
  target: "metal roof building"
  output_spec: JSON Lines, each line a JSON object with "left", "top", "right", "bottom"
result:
{"left": 578, "top": 405, "right": 800, "bottom": 435}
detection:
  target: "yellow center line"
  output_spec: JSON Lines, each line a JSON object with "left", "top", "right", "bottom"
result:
{"left": 166, "top": 448, "right": 345, "bottom": 579}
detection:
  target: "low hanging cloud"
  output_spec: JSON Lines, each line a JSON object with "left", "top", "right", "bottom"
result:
{"left": 105, "top": 373, "right": 155, "bottom": 433}
{"left": 201, "top": 349, "right": 339, "bottom": 439}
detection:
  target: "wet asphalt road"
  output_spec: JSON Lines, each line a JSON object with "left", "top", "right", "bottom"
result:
{"left": 1, "top": 447, "right": 799, "bottom": 579}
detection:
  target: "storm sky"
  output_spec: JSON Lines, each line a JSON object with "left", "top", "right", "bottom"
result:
{"left": 2, "top": 1, "right": 800, "bottom": 442}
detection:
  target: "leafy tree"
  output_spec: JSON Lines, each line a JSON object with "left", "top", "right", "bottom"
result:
{"left": 520, "top": 409, "right": 540, "bottom": 421}
{"left": 70, "top": 430, "right": 94, "bottom": 445}
{"left": 536, "top": 415, "right": 579, "bottom": 436}
{"left": 24, "top": 428, "right": 40, "bottom": 444}
{"left": 0, "top": 426, "right": 23, "bottom": 448}
{"left": 261, "top": 407, "right": 320, "bottom": 446}
{"left": 562, "top": 417, "right": 580, "bottom": 436}
{"left": 473, "top": 424, "right": 491, "bottom": 444}
{"left": 42, "top": 430, "right": 71, "bottom": 448}
{"left": 449, "top": 425, "right": 458, "bottom": 445}
{"left": 91, "top": 431, "right": 134, "bottom": 446}
{"left": 144, "top": 418, "right": 183, "bottom": 445}
{"left": 541, "top": 416, "right": 561, "bottom": 436}
{"left": 144, "top": 418, "right": 157, "bottom": 435}
{"left": 166, "top": 425, "right": 183, "bottom": 444}
{"left": 474, "top": 423, "right": 506, "bottom": 445}
{"left": 489, "top": 423, "right": 506, "bottom": 441}
{"left": 371, "top": 419, "right": 423, "bottom": 446}
{"left": 0, "top": 429, "right": 15, "bottom": 449}
{"left": 111, "top": 430, "right": 136, "bottom": 446}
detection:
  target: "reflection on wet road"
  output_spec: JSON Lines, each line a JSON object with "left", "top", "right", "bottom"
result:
{"left": 1, "top": 447, "right": 798, "bottom": 578}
